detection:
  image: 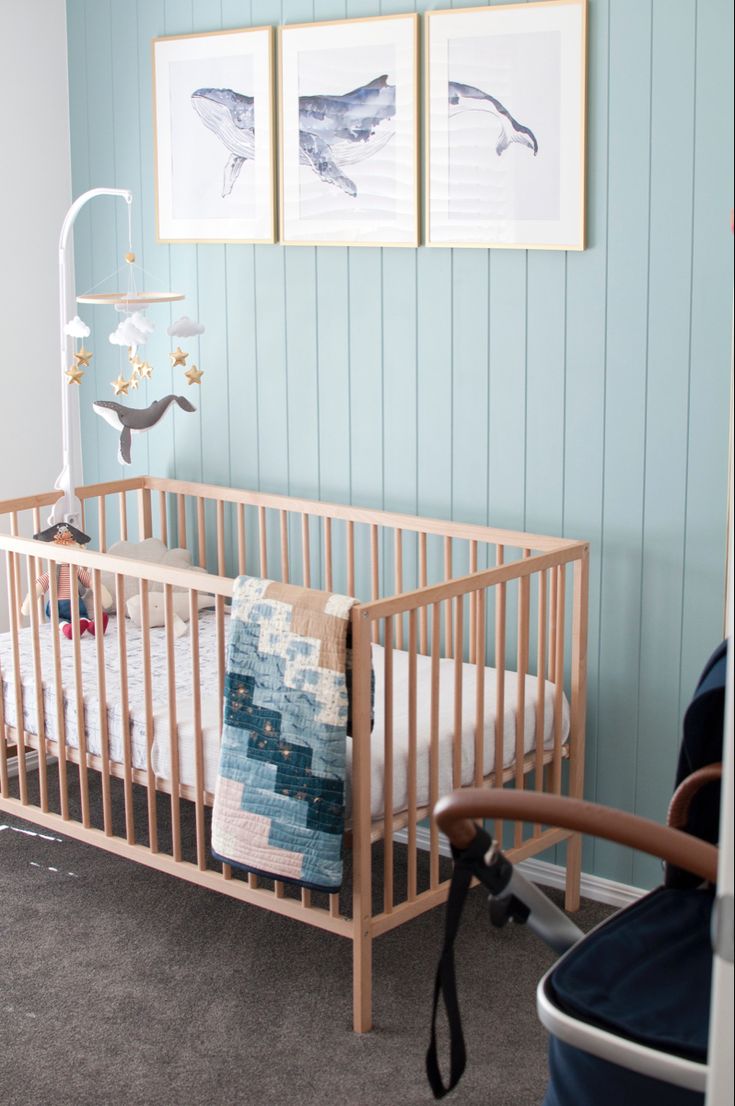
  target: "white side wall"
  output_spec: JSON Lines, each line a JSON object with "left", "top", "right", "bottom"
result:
{"left": 0, "top": 0, "right": 71, "bottom": 627}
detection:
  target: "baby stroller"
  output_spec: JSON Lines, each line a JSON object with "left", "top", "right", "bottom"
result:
{"left": 427, "top": 641, "right": 728, "bottom": 1105}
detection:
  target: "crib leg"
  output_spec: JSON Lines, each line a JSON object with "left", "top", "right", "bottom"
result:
{"left": 564, "top": 832, "right": 582, "bottom": 912}
{"left": 353, "top": 923, "right": 373, "bottom": 1033}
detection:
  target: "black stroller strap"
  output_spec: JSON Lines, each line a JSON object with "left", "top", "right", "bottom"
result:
{"left": 426, "top": 828, "right": 495, "bottom": 1099}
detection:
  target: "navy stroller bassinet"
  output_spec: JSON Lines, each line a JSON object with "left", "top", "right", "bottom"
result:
{"left": 427, "top": 642, "right": 726, "bottom": 1104}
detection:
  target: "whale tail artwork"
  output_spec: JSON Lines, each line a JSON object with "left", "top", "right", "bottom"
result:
{"left": 92, "top": 395, "right": 196, "bottom": 465}
{"left": 447, "top": 80, "right": 538, "bottom": 157}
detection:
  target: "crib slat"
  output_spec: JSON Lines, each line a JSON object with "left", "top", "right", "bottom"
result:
{"left": 453, "top": 595, "right": 463, "bottom": 790}
{"left": 49, "top": 560, "right": 69, "bottom": 818}
{"left": 93, "top": 568, "right": 112, "bottom": 836}
{"left": 119, "top": 491, "right": 128, "bottom": 541}
{"left": 6, "top": 552, "right": 27, "bottom": 803}
{"left": 494, "top": 547, "right": 506, "bottom": 845}
{"left": 444, "top": 537, "right": 453, "bottom": 659}
{"left": 535, "top": 569, "right": 548, "bottom": 836}
{"left": 515, "top": 555, "right": 531, "bottom": 849}
{"left": 189, "top": 589, "right": 206, "bottom": 870}
{"left": 27, "top": 554, "right": 49, "bottom": 811}
{"left": 158, "top": 490, "right": 168, "bottom": 546}
{"left": 216, "top": 499, "right": 226, "bottom": 576}
{"left": 9, "top": 514, "right": 23, "bottom": 630}
{"left": 301, "top": 889, "right": 312, "bottom": 909}
{"left": 216, "top": 595, "right": 226, "bottom": 736}
{"left": 280, "top": 510, "right": 289, "bottom": 583}
{"left": 469, "top": 541, "right": 478, "bottom": 663}
{"left": 347, "top": 520, "right": 355, "bottom": 596}
{"left": 419, "top": 532, "right": 427, "bottom": 654}
{"left": 549, "top": 565, "right": 558, "bottom": 684}
{"left": 383, "top": 618, "right": 394, "bottom": 914}
{"left": 236, "top": 502, "right": 246, "bottom": 575}
{"left": 274, "top": 880, "right": 285, "bottom": 898}
{"left": 31, "top": 512, "right": 47, "bottom": 623}
{"left": 475, "top": 589, "right": 486, "bottom": 789}
{"left": 394, "top": 529, "right": 404, "bottom": 649}
{"left": 430, "top": 603, "right": 441, "bottom": 889}
{"left": 115, "top": 573, "right": 135, "bottom": 845}
{"left": 197, "top": 497, "right": 207, "bottom": 569}
{"left": 69, "top": 565, "right": 90, "bottom": 827}
{"left": 98, "top": 495, "right": 107, "bottom": 552}
{"left": 138, "top": 487, "right": 152, "bottom": 540}
{"left": 139, "top": 578, "right": 158, "bottom": 853}
{"left": 177, "top": 494, "right": 187, "bottom": 550}
{"left": 0, "top": 641, "right": 7, "bottom": 797}
{"left": 407, "top": 609, "right": 418, "bottom": 902}
{"left": 258, "top": 505, "right": 267, "bottom": 576}
{"left": 370, "top": 525, "right": 379, "bottom": 643}
{"left": 552, "top": 566, "right": 566, "bottom": 794}
{"left": 301, "top": 514, "right": 311, "bottom": 588}
{"left": 164, "top": 583, "right": 181, "bottom": 861}
{"left": 324, "top": 516, "right": 333, "bottom": 592}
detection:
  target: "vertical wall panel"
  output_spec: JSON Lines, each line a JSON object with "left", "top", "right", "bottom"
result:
{"left": 593, "top": 0, "right": 653, "bottom": 885}
{"left": 66, "top": 0, "right": 733, "bottom": 885}
{"left": 634, "top": 0, "right": 697, "bottom": 888}
{"left": 680, "top": 0, "right": 734, "bottom": 712}
{"left": 562, "top": 0, "right": 609, "bottom": 874}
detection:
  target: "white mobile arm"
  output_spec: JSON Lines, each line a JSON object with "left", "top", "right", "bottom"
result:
{"left": 50, "top": 187, "right": 132, "bottom": 528}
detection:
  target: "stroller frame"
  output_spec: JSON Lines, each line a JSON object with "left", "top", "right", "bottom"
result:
{"left": 431, "top": 784, "right": 720, "bottom": 1097}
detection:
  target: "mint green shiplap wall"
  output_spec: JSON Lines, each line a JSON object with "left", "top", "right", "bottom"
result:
{"left": 66, "top": 0, "right": 733, "bottom": 887}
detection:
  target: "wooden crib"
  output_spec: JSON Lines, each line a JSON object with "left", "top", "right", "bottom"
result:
{"left": 0, "top": 475, "right": 588, "bottom": 1032}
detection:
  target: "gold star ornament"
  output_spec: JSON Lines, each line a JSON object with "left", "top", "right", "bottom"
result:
{"left": 65, "top": 364, "right": 84, "bottom": 385}
{"left": 185, "top": 364, "right": 204, "bottom": 386}
{"left": 111, "top": 375, "right": 130, "bottom": 396}
{"left": 170, "top": 346, "right": 188, "bottom": 368}
{"left": 137, "top": 360, "right": 153, "bottom": 379}
{"left": 74, "top": 346, "right": 93, "bottom": 367}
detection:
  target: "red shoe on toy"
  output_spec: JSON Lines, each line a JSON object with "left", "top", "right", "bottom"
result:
{"left": 61, "top": 618, "right": 91, "bottom": 640}
{"left": 88, "top": 613, "right": 109, "bottom": 636}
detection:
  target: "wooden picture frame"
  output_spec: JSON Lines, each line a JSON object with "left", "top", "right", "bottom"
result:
{"left": 425, "top": 0, "right": 587, "bottom": 251}
{"left": 279, "top": 14, "right": 419, "bottom": 248}
{"left": 153, "top": 26, "right": 275, "bottom": 244}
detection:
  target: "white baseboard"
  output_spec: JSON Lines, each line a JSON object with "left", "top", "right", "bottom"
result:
{"left": 394, "top": 825, "right": 644, "bottom": 910}
{"left": 5, "top": 752, "right": 40, "bottom": 779}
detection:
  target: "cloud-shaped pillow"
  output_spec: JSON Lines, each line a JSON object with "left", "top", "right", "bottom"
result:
{"left": 96, "top": 538, "right": 209, "bottom": 612}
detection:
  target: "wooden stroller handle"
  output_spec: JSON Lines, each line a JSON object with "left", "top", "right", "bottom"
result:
{"left": 434, "top": 789, "right": 719, "bottom": 885}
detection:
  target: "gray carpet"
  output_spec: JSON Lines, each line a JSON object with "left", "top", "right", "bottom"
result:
{"left": 0, "top": 783, "right": 612, "bottom": 1106}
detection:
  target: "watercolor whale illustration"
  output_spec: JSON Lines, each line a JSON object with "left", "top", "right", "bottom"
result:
{"left": 93, "top": 396, "right": 196, "bottom": 466}
{"left": 191, "top": 77, "right": 537, "bottom": 199}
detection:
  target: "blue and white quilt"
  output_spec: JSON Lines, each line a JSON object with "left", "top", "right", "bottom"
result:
{"left": 211, "top": 577, "right": 358, "bottom": 893}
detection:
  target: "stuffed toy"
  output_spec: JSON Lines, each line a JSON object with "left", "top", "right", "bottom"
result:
{"left": 21, "top": 522, "right": 112, "bottom": 639}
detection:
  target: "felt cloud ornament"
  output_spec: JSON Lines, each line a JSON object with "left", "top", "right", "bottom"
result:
{"left": 109, "top": 310, "right": 155, "bottom": 350}
{"left": 65, "top": 315, "right": 91, "bottom": 338}
{"left": 167, "top": 315, "right": 206, "bottom": 337}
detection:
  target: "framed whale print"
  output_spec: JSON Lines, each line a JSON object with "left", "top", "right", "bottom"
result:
{"left": 153, "top": 26, "right": 275, "bottom": 244}
{"left": 279, "top": 14, "right": 419, "bottom": 247}
{"left": 425, "top": 0, "right": 587, "bottom": 251}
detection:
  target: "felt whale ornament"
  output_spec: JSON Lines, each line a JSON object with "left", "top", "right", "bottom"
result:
{"left": 92, "top": 394, "right": 196, "bottom": 465}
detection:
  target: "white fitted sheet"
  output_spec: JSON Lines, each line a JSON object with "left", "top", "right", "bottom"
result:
{"left": 1, "top": 616, "right": 569, "bottom": 821}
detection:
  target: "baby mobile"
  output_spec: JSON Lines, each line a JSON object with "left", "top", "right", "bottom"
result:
{"left": 64, "top": 190, "right": 206, "bottom": 467}
{"left": 23, "top": 188, "right": 207, "bottom": 640}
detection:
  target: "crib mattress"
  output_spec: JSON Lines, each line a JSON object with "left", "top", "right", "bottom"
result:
{"left": 1, "top": 615, "right": 569, "bottom": 821}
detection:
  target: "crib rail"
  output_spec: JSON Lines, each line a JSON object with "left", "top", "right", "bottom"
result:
{"left": 1, "top": 475, "right": 588, "bottom": 1032}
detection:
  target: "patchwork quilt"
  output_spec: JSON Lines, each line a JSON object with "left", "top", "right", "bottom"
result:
{"left": 211, "top": 577, "right": 358, "bottom": 893}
